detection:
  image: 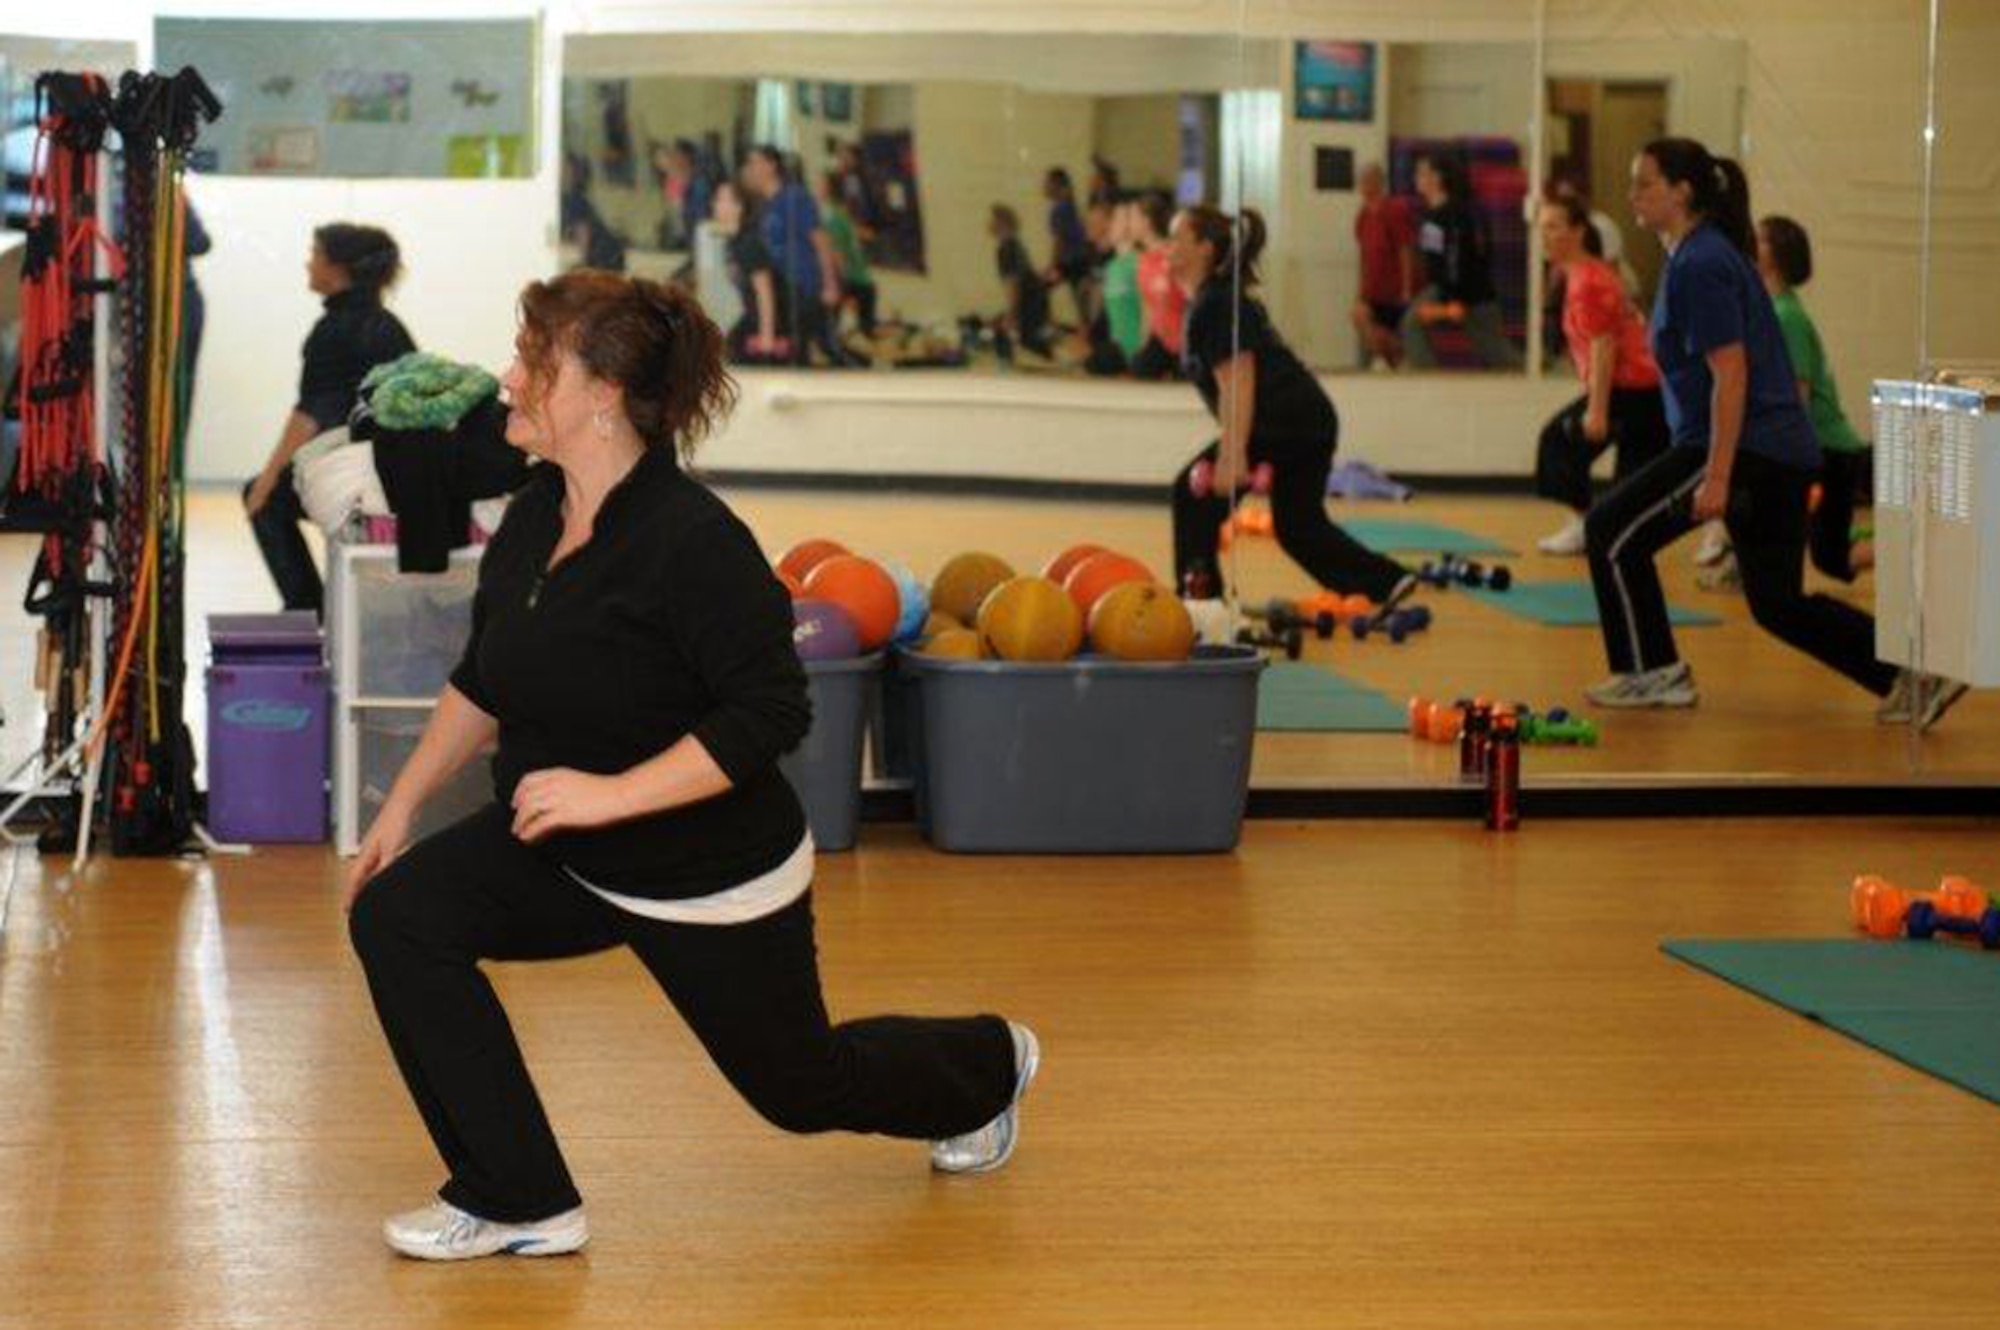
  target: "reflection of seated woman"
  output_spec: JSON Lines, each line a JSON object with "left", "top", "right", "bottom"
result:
{"left": 1400, "top": 154, "right": 1521, "bottom": 371}
{"left": 712, "top": 182, "right": 790, "bottom": 364}
{"left": 1533, "top": 197, "right": 1668, "bottom": 555}
{"left": 988, "top": 205, "right": 1053, "bottom": 360}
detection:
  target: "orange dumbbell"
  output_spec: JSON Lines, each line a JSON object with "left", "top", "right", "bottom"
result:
{"left": 1849, "top": 874, "right": 1988, "bottom": 939}
{"left": 1407, "top": 696, "right": 1466, "bottom": 743}
{"left": 1297, "top": 591, "right": 1378, "bottom": 625}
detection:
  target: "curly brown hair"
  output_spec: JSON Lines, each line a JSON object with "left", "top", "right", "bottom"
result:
{"left": 515, "top": 271, "right": 737, "bottom": 461}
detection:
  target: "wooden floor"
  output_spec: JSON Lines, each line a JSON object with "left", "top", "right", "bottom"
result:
{"left": 6, "top": 818, "right": 2000, "bottom": 1328}
{"left": 5, "top": 485, "right": 1992, "bottom": 792}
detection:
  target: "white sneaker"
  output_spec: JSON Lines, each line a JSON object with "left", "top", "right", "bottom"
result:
{"left": 1917, "top": 678, "right": 1970, "bottom": 733}
{"left": 1876, "top": 671, "right": 1968, "bottom": 731}
{"left": 1696, "top": 550, "right": 1741, "bottom": 592}
{"left": 931, "top": 1022, "right": 1040, "bottom": 1175}
{"left": 1536, "top": 516, "right": 1587, "bottom": 556}
{"left": 1585, "top": 661, "right": 1699, "bottom": 709}
{"left": 382, "top": 1201, "right": 589, "bottom": 1261}
{"left": 1693, "top": 521, "right": 1731, "bottom": 567}
{"left": 1876, "top": 670, "right": 1918, "bottom": 724}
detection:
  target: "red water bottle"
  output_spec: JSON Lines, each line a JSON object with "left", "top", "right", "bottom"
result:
{"left": 1485, "top": 710, "right": 1520, "bottom": 832}
{"left": 1459, "top": 701, "right": 1490, "bottom": 782}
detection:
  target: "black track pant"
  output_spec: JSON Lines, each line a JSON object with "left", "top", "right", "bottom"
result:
{"left": 1534, "top": 388, "right": 1670, "bottom": 513}
{"left": 1171, "top": 429, "right": 1407, "bottom": 602}
{"left": 1584, "top": 445, "right": 1898, "bottom": 694}
{"left": 350, "top": 804, "right": 1017, "bottom": 1223}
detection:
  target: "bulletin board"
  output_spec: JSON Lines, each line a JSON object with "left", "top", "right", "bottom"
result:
{"left": 154, "top": 17, "right": 537, "bottom": 179}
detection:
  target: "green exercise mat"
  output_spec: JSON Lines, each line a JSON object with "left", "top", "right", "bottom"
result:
{"left": 1341, "top": 518, "right": 1515, "bottom": 556}
{"left": 1468, "top": 579, "right": 1722, "bottom": 628}
{"left": 1255, "top": 662, "right": 1409, "bottom": 732}
{"left": 1662, "top": 938, "right": 2000, "bottom": 1105}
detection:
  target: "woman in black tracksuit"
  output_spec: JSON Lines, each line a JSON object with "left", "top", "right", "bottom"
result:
{"left": 1167, "top": 206, "right": 1414, "bottom": 609}
{"left": 1584, "top": 138, "right": 1955, "bottom": 729}
{"left": 345, "top": 272, "right": 1036, "bottom": 1262}
{"left": 244, "top": 223, "right": 414, "bottom": 614}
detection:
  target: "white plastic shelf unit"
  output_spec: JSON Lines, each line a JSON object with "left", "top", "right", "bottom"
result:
{"left": 1872, "top": 375, "right": 2000, "bottom": 687}
{"left": 328, "top": 540, "right": 492, "bottom": 855}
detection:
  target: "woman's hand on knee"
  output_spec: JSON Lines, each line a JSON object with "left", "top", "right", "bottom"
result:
{"left": 345, "top": 804, "right": 414, "bottom": 911}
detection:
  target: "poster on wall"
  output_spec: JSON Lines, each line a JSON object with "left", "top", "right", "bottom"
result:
{"left": 155, "top": 17, "right": 536, "bottom": 178}
{"left": 1294, "top": 41, "right": 1375, "bottom": 123}
{"left": 248, "top": 126, "right": 320, "bottom": 173}
{"left": 327, "top": 71, "right": 411, "bottom": 124}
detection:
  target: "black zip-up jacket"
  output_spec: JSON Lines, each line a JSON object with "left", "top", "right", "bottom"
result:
{"left": 297, "top": 288, "right": 416, "bottom": 431}
{"left": 1416, "top": 201, "right": 1497, "bottom": 306}
{"left": 450, "top": 447, "right": 811, "bottom": 896}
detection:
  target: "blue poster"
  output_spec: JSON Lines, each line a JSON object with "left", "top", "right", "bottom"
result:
{"left": 1295, "top": 41, "right": 1375, "bottom": 123}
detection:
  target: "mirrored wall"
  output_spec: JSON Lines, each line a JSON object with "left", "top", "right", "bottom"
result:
{"left": 555, "top": 9, "right": 1994, "bottom": 794}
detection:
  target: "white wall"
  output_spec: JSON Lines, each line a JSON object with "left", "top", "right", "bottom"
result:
{"left": 186, "top": 175, "right": 554, "bottom": 481}
{"left": 701, "top": 369, "right": 1573, "bottom": 483}
{"left": 1388, "top": 41, "right": 1538, "bottom": 141}
{"left": 1269, "top": 47, "right": 1392, "bottom": 370}
{"left": 1094, "top": 96, "right": 1184, "bottom": 196}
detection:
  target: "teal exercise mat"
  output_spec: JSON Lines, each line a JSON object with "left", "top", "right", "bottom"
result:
{"left": 1468, "top": 579, "right": 1722, "bottom": 628}
{"left": 1662, "top": 939, "right": 2000, "bottom": 1105}
{"left": 1341, "top": 518, "right": 1515, "bottom": 556}
{"left": 1256, "top": 662, "right": 1409, "bottom": 732}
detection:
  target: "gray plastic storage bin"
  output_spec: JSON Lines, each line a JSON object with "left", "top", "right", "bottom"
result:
{"left": 867, "top": 651, "right": 922, "bottom": 779}
{"left": 780, "top": 654, "right": 881, "bottom": 852}
{"left": 897, "top": 645, "right": 1265, "bottom": 853}
{"left": 351, "top": 558, "right": 477, "bottom": 698}
{"left": 354, "top": 707, "right": 494, "bottom": 845}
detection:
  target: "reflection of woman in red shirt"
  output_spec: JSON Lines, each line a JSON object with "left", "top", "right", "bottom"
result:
{"left": 1533, "top": 197, "right": 1669, "bottom": 555}
{"left": 1130, "top": 193, "right": 1186, "bottom": 380}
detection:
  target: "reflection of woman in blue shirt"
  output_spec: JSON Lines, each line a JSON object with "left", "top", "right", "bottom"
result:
{"left": 1582, "top": 138, "right": 1953, "bottom": 728}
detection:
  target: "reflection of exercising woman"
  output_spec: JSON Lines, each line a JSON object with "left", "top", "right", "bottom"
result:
{"left": 1756, "top": 215, "right": 1872, "bottom": 582}
{"left": 1399, "top": 154, "right": 1521, "bottom": 371}
{"left": 712, "top": 181, "right": 788, "bottom": 364}
{"left": 1130, "top": 192, "right": 1184, "bottom": 380}
{"left": 988, "top": 205, "right": 1054, "bottom": 360}
{"left": 1167, "top": 206, "right": 1415, "bottom": 611}
{"left": 1532, "top": 196, "right": 1668, "bottom": 555}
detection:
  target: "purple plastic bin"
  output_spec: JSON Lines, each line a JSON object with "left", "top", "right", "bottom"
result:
{"left": 206, "top": 613, "right": 329, "bottom": 843}
{"left": 208, "top": 611, "right": 323, "bottom": 663}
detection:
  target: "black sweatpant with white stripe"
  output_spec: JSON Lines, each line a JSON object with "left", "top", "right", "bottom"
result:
{"left": 1583, "top": 444, "right": 1899, "bottom": 695}
{"left": 1534, "top": 388, "right": 1671, "bottom": 514}
{"left": 349, "top": 803, "right": 1017, "bottom": 1224}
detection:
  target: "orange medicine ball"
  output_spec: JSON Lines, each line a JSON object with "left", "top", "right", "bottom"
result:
{"left": 802, "top": 554, "right": 901, "bottom": 651}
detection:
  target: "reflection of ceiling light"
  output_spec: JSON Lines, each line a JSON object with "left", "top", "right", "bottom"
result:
{"left": 1923, "top": 125, "right": 1937, "bottom": 144}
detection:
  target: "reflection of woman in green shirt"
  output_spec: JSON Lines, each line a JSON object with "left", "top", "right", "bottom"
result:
{"left": 819, "top": 170, "right": 878, "bottom": 336}
{"left": 1757, "top": 215, "right": 1872, "bottom": 580}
